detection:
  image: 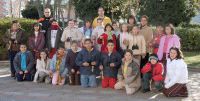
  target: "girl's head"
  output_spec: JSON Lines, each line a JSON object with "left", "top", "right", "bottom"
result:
{"left": 71, "top": 40, "right": 78, "bottom": 52}
{"left": 97, "top": 18, "right": 103, "bottom": 26}
{"left": 120, "top": 23, "right": 128, "bottom": 32}
{"left": 104, "top": 23, "right": 114, "bottom": 32}
{"left": 131, "top": 26, "right": 140, "bottom": 35}
{"left": 124, "top": 49, "right": 133, "bottom": 61}
{"left": 112, "top": 21, "right": 118, "bottom": 30}
{"left": 168, "top": 47, "right": 183, "bottom": 60}
{"left": 39, "top": 50, "right": 48, "bottom": 60}
{"left": 165, "top": 24, "right": 175, "bottom": 35}
{"left": 57, "top": 46, "right": 65, "bottom": 57}
{"left": 127, "top": 15, "right": 136, "bottom": 25}
{"left": 148, "top": 54, "right": 159, "bottom": 65}
{"left": 11, "top": 20, "right": 20, "bottom": 31}
{"left": 156, "top": 25, "right": 164, "bottom": 34}
{"left": 140, "top": 15, "right": 148, "bottom": 27}
{"left": 85, "top": 20, "right": 91, "bottom": 28}
{"left": 33, "top": 23, "right": 41, "bottom": 31}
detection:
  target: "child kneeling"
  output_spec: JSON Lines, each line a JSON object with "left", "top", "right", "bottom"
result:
{"left": 141, "top": 54, "right": 164, "bottom": 93}
{"left": 114, "top": 49, "right": 141, "bottom": 95}
{"left": 14, "top": 44, "right": 34, "bottom": 81}
{"left": 50, "top": 46, "right": 67, "bottom": 85}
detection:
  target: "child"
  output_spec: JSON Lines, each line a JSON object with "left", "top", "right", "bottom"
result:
{"left": 99, "top": 40, "right": 121, "bottom": 88}
{"left": 117, "top": 23, "right": 131, "bottom": 56}
{"left": 112, "top": 21, "right": 120, "bottom": 38}
{"left": 13, "top": 44, "right": 34, "bottom": 81}
{"left": 50, "top": 46, "right": 67, "bottom": 85}
{"left": 46, "top": 19, "right": 63, "bottom": 59}
{"left": 128, "top": 26, "right": 146, "bottom": 66}
{"left": 79, "top": 20, "right": 93, "bottom": 39}
{"left": 33, "top": 50, "right": 51, "bottom": 83}
{"left": 76, "top": 39, "right": 100, "bottom": 88}
{"left": 141, "top": 54, "right": 164, "bottom": 93}
{"left": 98, "top": 23, "right": 117, "bottom": 53}
{"left": 28, "top": 23, "right": 45, "bottom": 59}
{"left": 163, "top": 47, "right": 188, "bottom": 97}
{"left": 151, "top": 25, "right": 165, "bottom": 54}
{"left": 114, "top": 49, "right": 141, "bottom": 95}
{"left": 66, "top": 41, "right": 80, "bottom": 85}
{"left": 92, "top": 18, "right": 104, "bottom": 51}
{"left": 127, "top": 15, "right": 137, "bottom": 32}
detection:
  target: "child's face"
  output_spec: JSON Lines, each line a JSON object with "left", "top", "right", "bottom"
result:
{"left": 85, "top": 22, "right": 91, "bottom": 28}
{"left": 122, "top": 24, "right": 128, "bottom": 32}
{"left": 107, "top": 43, "right": 114, "bottom": 52}
{"left": 170, "top": 49, "right": 177, "bottom": 60}
{"left": 112, "top": 24, "right": 118, "bottom": 30}
{"left": 165, "top": 26, "right": 172, "bottom": 35}
{"left": 68, "top": 21, "right": 75, "bottom": 28}
{"left": 97, "top": 20, "right": 103, "bottom": 26}
{"left": 40, "top": 52, "right": 47, "bottom": 59}
{"left": 58, "top": 48, "right": 65, "bottom": 55}
{"left": 20, "top": 45, "right": 27, "bottom": 52}
{"left": 52, "top": 21, "right": 58, "bottom": 25}
{"left": 128, "top": 18, "right": 135, "bottom": 25}
{"left": 71, "top": 43, "right": 78, "bottom": 51}
{"left": 12, "top": 23, "right": 19, "bottom": 30}
{"left": 150, "top": 59, "right": 157, "bottom": 65}
{"left": 140, "top": 18, "right": 148, "bottom": 27}
{"left": 84, "top": 41, "right": 92, "bottom": 49}
{"left": 132, "top": 27, "right": 139, "bottom": 35}
{"left": 124, "top": 52, "right": 133, "bottom": 61}
{"left": 34, "top": 25, "right": 40, "bottom": 31}
{"left": 156, "top": 26, "right": 164, "bottom": 34}
{"left": 106, "top": 26, "right": 112, "bottom": 32}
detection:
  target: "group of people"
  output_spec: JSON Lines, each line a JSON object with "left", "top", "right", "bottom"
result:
{"left": 3, "top": 7, "right": 188, "bottom": 97}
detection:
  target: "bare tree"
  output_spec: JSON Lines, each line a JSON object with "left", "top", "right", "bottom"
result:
{"left": 35, "top": 0, "right": 43, "bottom": 17}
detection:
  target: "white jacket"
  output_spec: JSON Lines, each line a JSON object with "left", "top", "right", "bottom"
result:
{"left": 164, "top": 59, "right": 188, "bottom": 88}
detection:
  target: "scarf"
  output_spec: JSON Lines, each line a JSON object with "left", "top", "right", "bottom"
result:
{"left": 51, "top": 25, "right": 59, "bottom": 30}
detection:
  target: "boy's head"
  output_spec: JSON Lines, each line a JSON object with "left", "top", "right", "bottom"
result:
{"left": 20, "top": 44, "right": 27, "bottom": 53}
{"left": 149, "top": 54, "right": 159, "bottom": 65}
{"left": 71, "top": 40, "right": 78, "bottom": 51}
{"left": 107, "top": 40, "right": 114, "bottom": 52}
{"left": 84, "top": 39, "right": 93, "bottom": 49}
{"left": 97, "top": 18, "right": 103, "bottom": 26}
{"left": 112, "top": 21, "right": 118, "bottom": 30}
{"left": 57, "top": 46, "right": 65, "bottom": 57}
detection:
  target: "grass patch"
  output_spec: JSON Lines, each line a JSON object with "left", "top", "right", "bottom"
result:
{"left": 183, "top": 52, "right": 200, "bottom": 68}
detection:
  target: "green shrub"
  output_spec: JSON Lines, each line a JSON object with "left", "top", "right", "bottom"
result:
{"left": 0, "top": 18, "right": 36, "bottom": 48}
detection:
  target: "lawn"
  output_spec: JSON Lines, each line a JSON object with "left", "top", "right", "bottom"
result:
{"left": 183, "top": 51, "right": 200, "bottom": 68}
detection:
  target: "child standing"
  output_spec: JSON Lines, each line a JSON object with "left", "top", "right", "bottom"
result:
{"left": 50, "top": 46, "right": 67, "bottom": 85}
{"left": 114, "top": 49, "right": 141, "bottom": 95}
{"left": 33, "top": 50, "right": 51, "bottom": 83}
{"left": 97, "top": 23, "right": 117, "bottom": 53}
{"left": 76, "top": 39, "right": 100, "bottom": 88}
{"left": 99, "top": 40, "right": 121, "bottom": 88}
{"left": 14, "top": 44, "right": 34, "bottom": 81}
{"left": 66, "top": 41, "right": 80, "bottom": 85}
{"left": 117, "top": 23, "right": 131, "bottom": 56}
{"left": 141, "top": 54, "right": 164, "bottom": 93}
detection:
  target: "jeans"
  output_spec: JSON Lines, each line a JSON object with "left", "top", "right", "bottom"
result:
{"left": 8, "top": 50, "right": 18, "bottom": 75}
{"left": 81, "top": 75, "right": 97, "bottom": 88}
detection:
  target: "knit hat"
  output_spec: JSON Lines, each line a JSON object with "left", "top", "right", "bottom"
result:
{"left": 148, "top": 54, "right": 159, "bottom": 62}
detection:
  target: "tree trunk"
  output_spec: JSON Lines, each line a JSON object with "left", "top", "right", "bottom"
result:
{"left": 67, "top": 0, "right": 72, "bottom": 20}
{"left": 35, "top": 0, "right": 43, "bottom": 18}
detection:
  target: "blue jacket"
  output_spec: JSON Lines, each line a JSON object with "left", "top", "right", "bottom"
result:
{"left": 100, "top": 52, "right": 121, "bottom": 78}
{"left": 13, "top": 51, "right": 34, "bottom": 73}
{"left": 76, "top": 48, "right": 100, "bottom": 75}
{"left": 50, "top": 54, "right": 67, "bottom": 77}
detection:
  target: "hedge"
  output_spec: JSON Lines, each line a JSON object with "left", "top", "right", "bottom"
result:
{"left": 0, "top": 18, "right": 200, "bottom": 52}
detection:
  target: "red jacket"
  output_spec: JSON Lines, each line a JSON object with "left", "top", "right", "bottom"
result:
{"left": 141, "top": 62, "right": 164, "bottom": 81}
{"left": 97, "top": 33, "right": 117, "bottom": 53}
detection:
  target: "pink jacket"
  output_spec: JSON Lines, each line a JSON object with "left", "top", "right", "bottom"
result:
{"left": 157, "top": 34, "right": 180, "bottom": 60}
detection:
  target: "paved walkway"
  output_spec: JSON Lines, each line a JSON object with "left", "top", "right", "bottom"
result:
{"left": 0, "top": 62, "right": 199, "bottom": 101}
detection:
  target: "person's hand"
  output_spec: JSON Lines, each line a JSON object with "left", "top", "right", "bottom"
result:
{"left": 91, "top": 62, "right": 96, "bottom": 66}
{"left": 71, "top": 69, "right": 75, "bottom": 73}
{"left": 99, "top": 65, "right": 103, "bottom": 70}
{"left": 83, "top": 62, "right": 89, "bottom": 67}
{"left": 19, "top": 71, "right": 23, "bottom": 74}
{"left": 24, "top": 70, "right": 28, "bottom": 74}
{"left": 110, "top": 63, "right": 115, "bottom": 67}
{"left": 14, "top": 40, "right": 18, "bottom": 44}
{"left": 99, "top": 36, "right": 103, "bottom": 39}
{"left": 77, "top": 71, "right": 80, "bottom": 74}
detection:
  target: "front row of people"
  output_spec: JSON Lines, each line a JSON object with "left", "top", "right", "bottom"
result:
{"left": 13, "top": 39, "right": 188, "bottom": 97}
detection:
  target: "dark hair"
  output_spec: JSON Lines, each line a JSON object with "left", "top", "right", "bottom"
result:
{"left": 165, "top": 24, "right": 175, "bottom": 35}
{"left": 104, "top": 23, "right": 114, "bottom": 32}
{"left": 107, "top": 40, "right": 114, "bottom": 44}
{"left": 112, "top": 21, "right": 118, "bottom": 25}
{"left": 68, "top": 19, "right": 74, "bottom": 23}
{"left": 71, "top": 40, "right": 78, "bottom": 45}
{"left": 124, "top": 49, "right": 133, "bottom": 56}
{"left": 84, "top": 39, "right": 93, "bottom": 43}
{"left": 168, "top": 47, "right": 184, "bottom": 59}
{"left": 33, "top": 22, "right": 42, "bottom": 31}
{"left": 20, "top": 43, "right": 27, "bottom": 47}
{"left": 127, "top": 15, "right": 136, "bottom": 25}
{"left": 140, "top": 15, "right": 149, "bottom": 22}
{"left": 39, "top": 50, "right": 48, "bottom": 60}
{"left": 11, "top": 20, "right": 20, "bottom": 29}
{"left": 97, "top": 18, "right": 103, "bottom": 22}
{"left": 98, "top": 7, "right": 104, "bottom": 11}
